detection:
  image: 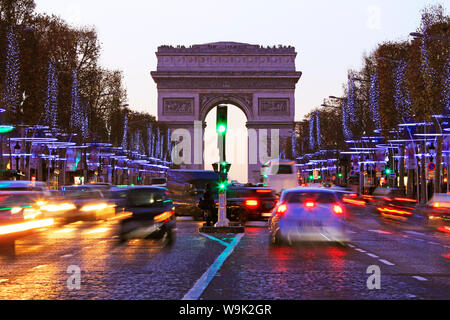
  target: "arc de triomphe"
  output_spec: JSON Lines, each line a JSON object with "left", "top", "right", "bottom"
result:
{"left": 151, "top": 42, "right": 302, "bottom": 183}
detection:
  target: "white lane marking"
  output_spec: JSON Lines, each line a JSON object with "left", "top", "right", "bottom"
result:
{"left": 31, "top": 264, "right": 48, "bottom": 270}
{"left": 369, "top": 229, "right": 392, "bottom": 235}
{"left": 348, "top": 244, "right": 355, "bottom": 248}
{"left": 182, "top": 233, "right": 244, "bottom": 300}
{"left": 366, "top": 253, "right": 379, "bottom": 258}
{"left": 346, "top": 230, "right": 357, "bottom": 234}
{"left": 61, "top": 254, "right": 73, "bottom": 258}
{"left": 200, "top": 233, "right": 230, "bottom": 247}
{"left": 379, "top": 259, "right": 395, "bottom": 266}
{"left": 355, "top": 248, "right": 366, "bottom": 253}
{"left": 0, "top": 279, "right": 8, "bottom": 284}
{"left": 405, "top": 231, "right": 424, "bottom": 236}
{"left": 414, "top": 238, "right": 425, "bottom": 242}
{"left": 412, "top": 276, "right": 428, "bottom": 281}
{"left": 428, "top": 241, "right": 439, "bottom": 245}
{"left": 407, "top": 294, "right": 417, "bottom": 298}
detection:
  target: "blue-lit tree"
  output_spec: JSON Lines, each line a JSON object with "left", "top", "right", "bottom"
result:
{"left": 369, "top": 71, "right": 381, "bottom": 130}
{"left": 121, "top": 113, "right": 128, "bottom": 150}
{"left": 4, "top": 26, "right": 20, "bottom": 115}
{"left": 393, "top": 60, "right": 413, "bottom": 119}
{"left": 316, "top": 112, "right": 321, "bottom": 149}
{"left": 309, "top": 116, "right": 315, "bottom": 150}
{"left": 347, "top": 78, "right": 357, "bottom": 126}
{"left": 147, "top": 123, "right": 153, "bottom": 156}
{"left": 443, "top": 58, "right": 450, "bottom": 113}
{"left": 342, "top": 100, "right": 352, "bottom": 140}
{"left": 44, "top": 61, "right": 58, "bottom": 128}
{"left": 70, "top": 70, "right": 81, "bottom": 131}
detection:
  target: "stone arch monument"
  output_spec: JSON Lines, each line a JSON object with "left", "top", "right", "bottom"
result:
{"left": 151, "top": 42, "right": 302, "bottom": 183}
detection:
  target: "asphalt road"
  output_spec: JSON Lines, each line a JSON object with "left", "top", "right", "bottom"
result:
{"left": 0, "top": 207, "right": 448, "bottom": 300}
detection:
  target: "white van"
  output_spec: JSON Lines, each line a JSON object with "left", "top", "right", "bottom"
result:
{"left": 263, "top": 159, "right": 298, "bottom": 194}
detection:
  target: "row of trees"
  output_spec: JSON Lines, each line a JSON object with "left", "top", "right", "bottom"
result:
{"left": 0, "top": 0, "right": 169, "bottom": 160}
{"left": 294, "top": 4, "right": 449, "bottom": 194}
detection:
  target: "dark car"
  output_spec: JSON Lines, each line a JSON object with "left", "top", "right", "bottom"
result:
{"left": 44, "top": 186, "right": 116, "bottom": 223}
{"left": 166, "top": 169, "right": 219, "bottom": 220}
{"left": 116, "top": 186, "right": 176, "bottom": 243}
{"left": 225, "top": 187, "right": 278, "bottom": 224}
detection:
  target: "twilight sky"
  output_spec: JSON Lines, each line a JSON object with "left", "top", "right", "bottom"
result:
{"left": 34, "top": 0, "right": 445, "bottom": 182}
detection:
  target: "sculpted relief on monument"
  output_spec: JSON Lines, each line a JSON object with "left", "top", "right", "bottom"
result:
{"left": 258, "top": 98, "right": 290, "bottom": 116}
{"left": 163, "top": 98, "right": 194, "bottom": 116}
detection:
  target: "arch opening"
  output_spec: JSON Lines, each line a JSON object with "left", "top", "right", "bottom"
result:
{"left": 203, "top": 103, "right": 248, "bottom": 183}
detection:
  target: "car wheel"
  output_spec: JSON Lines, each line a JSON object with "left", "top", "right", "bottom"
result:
{"left": 164, "top": 228, "right": 175, "bottom": 246}
{"left": 270, "top": 230, "right": 283, "bottom": 246}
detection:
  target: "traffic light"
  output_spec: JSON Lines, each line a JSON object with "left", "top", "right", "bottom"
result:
{"left": 385, "top": 167, "right": 392, "bottom": 175}
{"left": 213, "top": 161, "right": 231, "bottom": 191}
{"left": 216, "top": 105, "right": 228, "bottom": 134}
{"left": 338, "top": 173, "right": 343, "bottom": 178}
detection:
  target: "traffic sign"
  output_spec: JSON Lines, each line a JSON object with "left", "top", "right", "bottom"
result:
{"left": 427, "top": 162, "right": 436, "bottom": 171}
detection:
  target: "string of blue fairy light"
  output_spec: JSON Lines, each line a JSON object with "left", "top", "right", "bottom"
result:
{"left": 5, "top": 26, "right": 20, "bottom": 114}
{"left": 44, "top": 61, "right": 58, "bottom": 128}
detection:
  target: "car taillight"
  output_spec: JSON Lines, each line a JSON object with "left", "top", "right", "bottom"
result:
{"left": 276, "top": 204, "right": 287, "bottom": 216}
{"left": 333, "top": 204, "right": 344, "bottom": 216}
{"left": 305, "top": 201, "right": 315, "bottom": 208}
{"left": 154, "top": 211, "right": 174, "bottom": 223}
{"left": 245, "top": 200, "right": 259, "bottom": 208}
{"left": 256, "top": 189, "right": 271, "bottom": 193}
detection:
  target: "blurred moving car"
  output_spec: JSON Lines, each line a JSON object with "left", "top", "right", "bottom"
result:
{"left": 365, "top": 187, "right": 418, "bottom": 220}
{"left": 269, "top": 188, "right": 348, "bottom": 245}
{"left": 41, "top": 186, "right": 115, "bottom": 223}
{"left": 166, "top": 169, "right": 219, "bottom": 220}
{"left": 422, "top": 193, "right": 450, "bottom": 233}
{"left": 226, "top": 187, "right": 278, "bottom": 224}
{"left": 263, "top": 159, "right": 298, "bottom": 195}
{"left": 116, "top": 186, "right": 175, "bottom": 243}
{"left": 0, "top": 191, "right": 54, "bottom": 251}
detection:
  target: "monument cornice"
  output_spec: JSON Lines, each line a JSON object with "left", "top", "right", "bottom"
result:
{"left": 151, "top": 71, "right": 302, "bottom": 79}
{"left": 156, "top": 42, "right": 297, "bottom": 54}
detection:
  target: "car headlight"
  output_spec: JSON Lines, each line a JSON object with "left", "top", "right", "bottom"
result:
{"left": 80, "top": 203, "right": 108, "bottom": 212}
{"left": 11, "top": 207, "right": 23, "bottom": 215}
{"left": 23, "top": 208, "right": 41, "bottom": 220}
{"left": 41, "top": 203, "right": 76, "bottom": 212}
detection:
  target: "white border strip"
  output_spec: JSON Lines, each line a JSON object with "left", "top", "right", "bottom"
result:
{"left": 182, "top": 233, "right": 244, "bottom": 300}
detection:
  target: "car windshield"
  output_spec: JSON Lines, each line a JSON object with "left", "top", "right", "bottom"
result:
{"left": 284, "top": 191, "right": 337, "bottom": 204}
{"left": 127, "top": 189, "right": 169, "bottom": 207}
{"left": 0, "top": 194, "right": 41, "bottom": 208}
{"left": 64, "top": 190, "right": 103, "bottom": 200}
{"left": 270, "top": 164, "right": 293, "bottom": 175}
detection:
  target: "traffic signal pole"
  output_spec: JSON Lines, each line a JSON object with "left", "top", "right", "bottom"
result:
{"left": 216, "top": 106, "right": 229, "bottom": 227}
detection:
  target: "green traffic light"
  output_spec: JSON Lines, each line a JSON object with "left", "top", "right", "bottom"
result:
{"left": 219, "top": 182, "right": 227, "bottom": 190}
{"left": 309, "top": 175, "right": 314, "bottom": 180}
{"left": 217, "top": 124, "right": 227, "bottom": 134}
{"left": 385, "top": 168, "right": 391, "bottom": 175}
{"left": 338, "top": 173, "right": 343, "bottom": 178}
